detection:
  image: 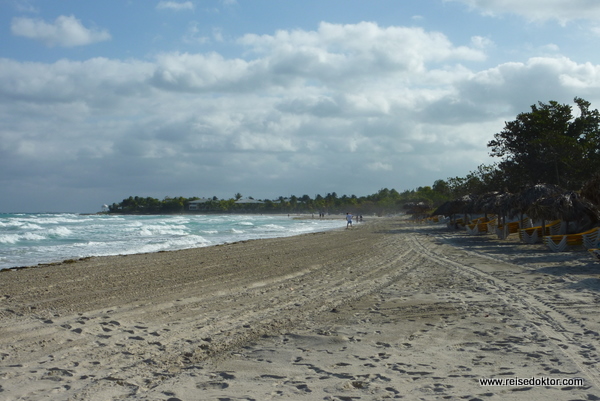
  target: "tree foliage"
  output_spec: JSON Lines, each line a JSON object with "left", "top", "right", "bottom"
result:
{"left": 488, "top": 97, "right": 600, "bottom": 190}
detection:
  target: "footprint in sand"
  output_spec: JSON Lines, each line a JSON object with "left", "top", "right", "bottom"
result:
{"left": 196, "top": 381, "right": 229, "bottom": 390}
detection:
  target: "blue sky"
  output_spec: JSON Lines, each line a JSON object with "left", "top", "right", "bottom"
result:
{"left": 2, "top": 0, "right": 600, "bottom": 212}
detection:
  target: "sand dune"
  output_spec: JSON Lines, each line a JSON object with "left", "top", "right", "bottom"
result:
{"left": 0, "top": 217, "right": 599, "bottom": 400}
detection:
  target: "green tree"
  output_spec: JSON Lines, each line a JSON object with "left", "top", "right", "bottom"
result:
{"left": 488, "top": 97, "right": 600, "bottom": 190}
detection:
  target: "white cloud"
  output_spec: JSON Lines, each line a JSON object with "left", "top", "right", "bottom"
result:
{"left": 10, "top": 15, "right": 111, "bottom": 47}
{"left": 12, "top": 0, "right": 38, "bottom": 13}
{"left": 470, "top": 35, "right": 493, "bottom": 49}
{"left": 156, "top": 1, "right": 194, "bottom": 11}
{"left": 3, "top": 21, "right": 600, "bottom": 211}
{"left": 448, "top": 0, "right": 600, "bottom": 24}
{"left": 183, "top": 22, "right": 210, "bottom": 44}
{"left": 367, "top": 162, "right": 393, "bottom": 171}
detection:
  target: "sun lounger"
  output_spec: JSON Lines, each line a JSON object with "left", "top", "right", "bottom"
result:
{"left": 448, "top": 218, "right": 465, "bottom": 229}
{"left": 544, "top": 227, "right": 600, "bottom": 252}
{"left": 588, "top": 248, "right": 600, "bottom": 262}
{"left": 465, "top": 216, "right": 498, "bottom": 235}
{"left": 466, "top": 217, "right": 491, "bottom": 235}
{"left": 582, "top": 227, "right": 600, "bottom": 249}
{"left": 519, "top": 220, "right": 561, "bottom": 244}
{"left": 431, "top": 215, "right": 449, "bottom": 224}
{"left": 495, "top": 218, "right": 532, "bottom": 239}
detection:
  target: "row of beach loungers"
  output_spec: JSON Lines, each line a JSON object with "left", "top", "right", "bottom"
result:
{"left": 419, "top": 214, "right": 600, "bottom": 261}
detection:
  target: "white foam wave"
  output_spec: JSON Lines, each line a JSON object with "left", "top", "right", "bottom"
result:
{"left": 0, "top": 213, "right": 340, "bottom": 270}
{"left": 262, "top": 224, "right": 285, "bottom": 231}
{"left": 0, "top": 234, "right": 20, "bottom": 244}
{"left": 138, "top": 225, "right": 188, "bottom": 237}
{"left": 47, "top": 227, "right": 72, "bottom": 237}
{"left": 0, "top": 232, "right": 46, "bottom": 244}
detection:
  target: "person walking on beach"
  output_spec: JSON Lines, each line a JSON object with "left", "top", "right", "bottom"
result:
{"left": 346, "top": 212, "right": 353, "bottom": 228}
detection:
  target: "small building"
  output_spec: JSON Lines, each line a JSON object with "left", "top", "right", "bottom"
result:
{"left": 234, "top": 198, "right": 265, "bottom": 204}
{"left": 188, "top": 198, "right": 211, "bottom": 210}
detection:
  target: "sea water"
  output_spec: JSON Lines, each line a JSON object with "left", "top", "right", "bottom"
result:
{"left": 0, "top": 213, "right": 344, "bottom": 270}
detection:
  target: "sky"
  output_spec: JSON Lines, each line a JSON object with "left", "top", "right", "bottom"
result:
{"left": 2, "top": 1, "right": 600, "bottom": 212}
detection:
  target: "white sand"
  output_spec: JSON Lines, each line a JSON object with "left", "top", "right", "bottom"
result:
{"left": 0, "top": 217, "right": 599, "bottom": 400}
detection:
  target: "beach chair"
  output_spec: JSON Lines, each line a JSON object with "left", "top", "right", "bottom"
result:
{"left": 466, "top": 217, "right": 488, "bottom": 235}
{"left": 582, "top": 227, "right": 600, "bottom": 249}
{"left": 466, "top": 216, "right": 499, "bottom": 235}
{"left": 519, "top": 220, "right": 561, "bottom": 244}
{"left": 448, "top": 218, "right": 465, "bottom": 229}
{"left": 588, "top": 248, "right": 600, "bottom": 262}
{"left": 543, "top": 227, "right": 600, "bottom": 252}
{"left": 549, "top": 220, "right": 568, "bottom": 235}
{"left": 483, "top": 218, "right": 498, "bottom": 233}
{"left": 428, "top": 215, "right": 449, "bottom": 224}
{"left": 494, "top": 217, "right": 532, "bottom": 239}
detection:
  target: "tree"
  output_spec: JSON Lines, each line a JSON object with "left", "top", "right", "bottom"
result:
{"left": 488, "top": 97, "right": 600, "bottom": 190}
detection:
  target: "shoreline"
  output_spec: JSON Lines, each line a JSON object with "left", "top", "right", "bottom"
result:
{"left": 0, "top": 212, "right": 354, "bottom": 272}
{"left": 1, "top": 217, "right": 599, "bottom": 400}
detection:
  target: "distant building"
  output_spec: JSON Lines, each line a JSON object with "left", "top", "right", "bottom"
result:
{"left": 234, "top": 198, "right": 265, "bottom": 204}
{"left": 188, "top": 198, "right": 211, "bottom": 210}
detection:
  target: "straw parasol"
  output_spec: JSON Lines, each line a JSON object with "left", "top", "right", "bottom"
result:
{"left": 404, "top": 201, "right": 431, "bottom": 219}
{"left": 431, "top": 194, "right": 478, "bottom": 226}
{"left": 494, "top": 192, "right": 517, "bottom": 223}
{"left": 551, "top": 191, "right": 600, "bottom": 231}
{"left": 581, "top": 173, "right": 600, "bottom": 207}
{"left": 473, "top": 191, "right": 500, "bottom": 216}
{"left": 526, "top": 196, "right": 557, "bottom": 224}
{"left": 513, "top": 183, "right": 565, "bottom": 235}
{"left": 431, "top": 200, "right": 456, "bottom": 217}
{"left": 478, "top": 191, "right": 517, "bottom": 226}
{"left": 515, "top": 183, "right": 565, "bottom": 212}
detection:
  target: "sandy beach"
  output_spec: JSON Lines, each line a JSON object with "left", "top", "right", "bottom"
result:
{"left": 1, "top": 217, "right": 599, "bottom": 400}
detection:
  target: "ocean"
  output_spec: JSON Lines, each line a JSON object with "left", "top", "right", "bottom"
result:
{"left": 0, "top": 213, "right": 344, "bottom": 270}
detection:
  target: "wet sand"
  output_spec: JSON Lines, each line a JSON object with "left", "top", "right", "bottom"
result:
{"left": 0, "top": 217, "right": 599, "bottom": 400}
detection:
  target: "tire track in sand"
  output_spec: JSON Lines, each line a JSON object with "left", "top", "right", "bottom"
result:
{"left": 407, "top": 231, "right": 600, "bottom": 390}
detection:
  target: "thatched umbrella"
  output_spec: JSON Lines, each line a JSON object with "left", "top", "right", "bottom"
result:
{"left": 431, "top": 194, "right": 477, "bottom": 226}
{"left": 431, "top": 201, "right": 453, "bottom": 217}
{"left": 515, "top": 183, "right": 565, "bottom": 234}
{"left": 460, "top": 193, "right": 479, "bottom": 214}
{"left": 404, "top": 201, "right": 431, "bottom": 219}
{"left": 473, "top": 191, "right": 500, "bottom": 216}
{"left": 472, "top": 191, "right": 516, "bottom": 224}
{"left": 551, "top": 191, "right": 600, "bottom": 232}
{"left": 526, "top": 196, "right": 557, "bottom": 225}
{"left": 493, "top": 192, "right": 517, "bottom": 225}
{"left": 452, "top": 194, "right": 478, "bottom": 225}
{"left": 581, "top": 173, "right": 600, "bottom": 207}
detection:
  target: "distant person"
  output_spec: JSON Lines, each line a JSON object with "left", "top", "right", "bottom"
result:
{"left": 346, "top": 212, "right": 353, "bottom": 228}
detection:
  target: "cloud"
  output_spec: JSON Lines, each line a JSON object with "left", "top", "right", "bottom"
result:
{"left": 12, "top": 0, "right": 38, "bottom": 13}
{"left": 149, "top": 22, "right": 486, "bottom": 93}
{"left": 156, "top": 1, "right": 194, "bottom": 11}
{"left": 2, "top": 21, "right": 600, "bottom": 211}
{"left": 10, "top": 15, "right": 111, "bottom": 47}
{"left": 367, "top": 162, "right": 393, "bottom": 171}
{"left": 240, "top": 22, "right": 486, "bottom": 72}
{"left": 448, "top": 0, "right": 600, "bottom": 24}
{"left": 183, "top": 22, "right": 210, "bottom": 44}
